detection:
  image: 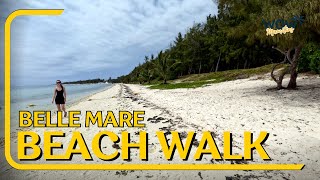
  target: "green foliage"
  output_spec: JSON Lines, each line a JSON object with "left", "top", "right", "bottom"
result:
{"left": 112, "top": 0, "right": 320, "bottom": 85}
{"left": 152, "top": 51, "right": 181, "bottom": 84}
{"left": 149, "top": 64, "right": 284, "bottom": 89}
{"left": 64, "top": 78, "right": 104, "bottom": 84}
{"left": 298, "top": 49, "right": 312, "bottom": 72}
{"left": 309, "top": 51, "right": 320, "bottom": 73}
{"left": 149, "top": 81, "right": 212, "bottom": 89}
{"left": 298, "top": 42, "right": 320, "bottom": 73}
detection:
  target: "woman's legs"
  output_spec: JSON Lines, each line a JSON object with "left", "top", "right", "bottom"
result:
{"left": 56, "top": 104, "right": 61, "bottom": 111}
{"left": 61, "top": 104, "right": 67, "bottom": 117}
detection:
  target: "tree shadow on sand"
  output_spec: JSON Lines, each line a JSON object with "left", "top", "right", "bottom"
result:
{"left": 245, "top": 78, "right": 320, "bottom": 108}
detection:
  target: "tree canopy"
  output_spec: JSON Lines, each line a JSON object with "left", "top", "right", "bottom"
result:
{"left": 113, "top": 0, "right": 320, "bottom": 88}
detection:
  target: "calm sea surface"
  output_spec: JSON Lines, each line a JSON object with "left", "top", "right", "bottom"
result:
{"left": 0, "top": 83, "right": 113, "bottom": 137}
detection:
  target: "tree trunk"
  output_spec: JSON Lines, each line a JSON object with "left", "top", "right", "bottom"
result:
{"left": 287, "top": 46, "right": 302, "bottom": 89}
{"left": 215, "top": 52, "right": 221, "bottom": 72}
{"left": 198, "top": 61, "right": 202, "bottom": 74}
{"left": 164, "top": 78, "right": 167, "bottom": 84}
{"left": 188, "top": 66, "right": 192, "bottom": 75}
{"left": 271, "top": 58, "right": 290, "bottom": 90}
{"left": 210, "top": 62, "right": 215, "bottom": 72}
{"left": 244, "top": 59, "right": 248, "bottom": 69}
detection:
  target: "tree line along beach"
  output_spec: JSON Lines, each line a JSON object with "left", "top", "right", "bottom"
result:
{"left": 1, "top": 0, "right": 320, "bottom": 179}
{"left": 1, "top": 73, "right": 320, "bottom": 179}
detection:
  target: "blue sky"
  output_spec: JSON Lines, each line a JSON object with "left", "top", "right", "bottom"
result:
{"left": 0, "top": 0, "right": 217, "bottom": 86}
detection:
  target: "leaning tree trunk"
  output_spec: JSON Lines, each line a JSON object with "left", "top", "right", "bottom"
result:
{"left": 198, "top": 61, "right": 202, "bottom": 74}
{"left": 272, "top": 66, "right": 289, "bottom": 90}
{"left": 215, "top": 52, "right": 221, "bottom": 72}
{"left": 210, "top": 63, "right": 215, "bottom": 72}
{"left": 287, "top": 46, "right": 302, "bottom": 89}
{"left": 271, "top": 57, "right": 288, "bottom": 90}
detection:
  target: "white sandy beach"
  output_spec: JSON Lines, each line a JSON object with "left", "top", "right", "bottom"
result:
{"left": 1, "top": 75, "right": 320, "bottom": 180}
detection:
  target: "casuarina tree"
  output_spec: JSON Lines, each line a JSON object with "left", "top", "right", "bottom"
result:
{"left": 217, "top": 0, "right": 320, "bottom": 89}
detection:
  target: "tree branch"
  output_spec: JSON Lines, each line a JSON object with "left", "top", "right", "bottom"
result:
{"left": 272, "top": 46, "right": 286, "bottom": 55}
{"left": 286, "top": 48, "right": 294, "bottom": 64}
{"left": 271, "top": 56, "right": 286, "bottom": 82}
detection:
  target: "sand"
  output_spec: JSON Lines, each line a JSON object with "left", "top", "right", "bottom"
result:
{"left": 0, "top": 75, "right": 319, "bottom": 180}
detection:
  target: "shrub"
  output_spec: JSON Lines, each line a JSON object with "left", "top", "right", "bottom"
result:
{"left": 298, "top": 43, "right": 320, "bottom": 74}
{"left": 309, "top": 51, "right": 320, "bottom": 73}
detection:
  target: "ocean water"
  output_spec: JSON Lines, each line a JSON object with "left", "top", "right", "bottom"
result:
{"left": 0, "top": 83, "right": 113, "bottom": 137}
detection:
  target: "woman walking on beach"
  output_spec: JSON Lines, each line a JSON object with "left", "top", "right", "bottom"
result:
{"left": 52, "top": 80, "right": 67, "bottom": 117}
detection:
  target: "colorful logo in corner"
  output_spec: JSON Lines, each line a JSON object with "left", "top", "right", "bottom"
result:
{"left": 262, "top": 15, "right": 304, "bottom": 36}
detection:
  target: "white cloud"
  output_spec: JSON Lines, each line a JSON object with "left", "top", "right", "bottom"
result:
{"left": 2, "top": 0, "right": 217, "bottom": 85}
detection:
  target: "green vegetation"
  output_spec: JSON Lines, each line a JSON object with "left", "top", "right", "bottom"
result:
{"left": 149, "top": 81, "right": 212, "bottom": 89}
{"left": 149, "top": 64, "right": 281, "bottom": 89}
{"left": 64, "top": 78, "right": 105, "bottom": 84}
{"left": 112, "top": 0, "right": 320, "bottom": 90}
{"left": 152, "top": 51, "right": 181, "bottom": 84}
{"left": 299, "top": 42, "right": 320, "bottom": 74}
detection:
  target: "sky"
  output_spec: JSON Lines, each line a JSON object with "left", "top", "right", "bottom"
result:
{"left": 0, "top": 0, "right": 217, "bottom": 87}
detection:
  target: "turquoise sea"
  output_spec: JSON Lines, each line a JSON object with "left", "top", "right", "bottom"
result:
{"left": 0, "top": 83, "right": 113, "bottom": 137}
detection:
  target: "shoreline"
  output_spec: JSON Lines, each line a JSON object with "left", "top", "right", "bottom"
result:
{"left": 64, "top": 84, "right": 115, "bottom": 110}
{"left": 0, "top": 84, "right": 113, "bottom": 134}
{"left": 0, "top": 76, "right": 319, "bottom": 179}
